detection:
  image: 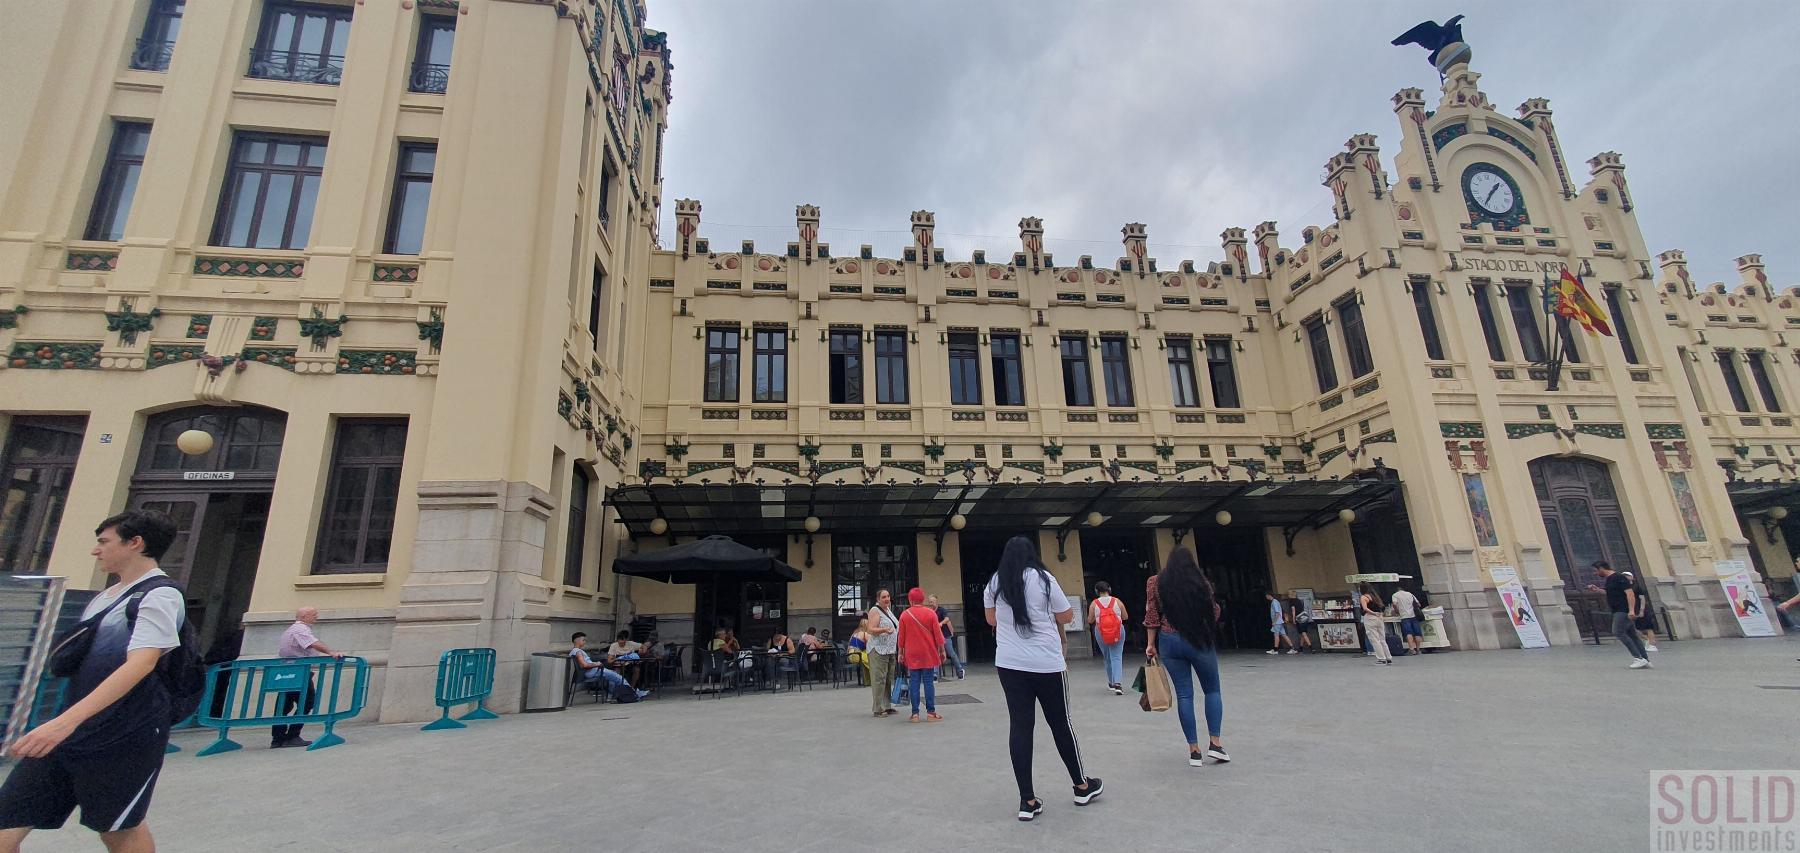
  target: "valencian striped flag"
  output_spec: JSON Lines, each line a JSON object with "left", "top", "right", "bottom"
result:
{"left": 1552, "top": 268, "right": 1612, "bottom": 337}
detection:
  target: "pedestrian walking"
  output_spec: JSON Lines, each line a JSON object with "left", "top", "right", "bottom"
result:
{"left": 273, "top": 607, "right": 344, "bottom": 748}
{"left": 1391, "top": 587, "right": 1423, "bottom": 656}
{"left": 1144, "top": 547, "right": 1228, "bottom": 767}
{"left": 983, "top": 535, "right": 1101, "bottom": 821}
{"left": 1585, "top": 561, "right": 1652, "bottom": 669}
{"left": 866, "top": 589, "right": 901, "bottom": 717}
{"left": 1625, "top": 572, "right": 1660, "bottom": 652}
{"left": 1290, "top": 599, "right": 1315, "bottom": 652}
{"left": 1266, "top": 592, "right": 1296, "bottom": 655}
{"left": 896, "top": 588, "right": 944, "bottom": 722}
{"left": 1358, "top": 583, "right": 1393, "bottom": 665}
{"left": 928, "top": 594, "right": 965, "bottom": 679}
{"left": 0, "top": 510, "right": 186, "bottom": 852}
{"left": 1088, "top": 582, "right": 1128, "bottom": 694}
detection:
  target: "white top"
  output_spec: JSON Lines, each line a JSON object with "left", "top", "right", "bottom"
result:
{"left": 1089, "top": 595, "right": 1123, "bottom": 625}
{"left": 867, "top": 606, "right": 899, "bottom": 655}
{"left": 83, "top": 569, "right": 184, "bottom": 654}
{"left": 983, "top": 570, "right": 1072, "bottom": 673}
{"left": 607, "top": 640, "right": 642, "bottom": 657}
{"left": 1392, "top": 589, "right": 1419, "bottom": 619}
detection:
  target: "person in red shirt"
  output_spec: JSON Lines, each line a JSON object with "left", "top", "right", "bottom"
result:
{"left": 895, "top": 587, "right": 945, "bottom": 722}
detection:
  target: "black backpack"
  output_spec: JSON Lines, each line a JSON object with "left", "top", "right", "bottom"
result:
{"left": 608, "top": 678, "right": 639, "bottom": 704}
{"left": 126, "top": 577, "right": 207, "bottom": 725}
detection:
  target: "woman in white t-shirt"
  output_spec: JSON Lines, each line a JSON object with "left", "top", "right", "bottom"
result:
{"left": 983, "top": 535, "right": 1102, "bottom": 822}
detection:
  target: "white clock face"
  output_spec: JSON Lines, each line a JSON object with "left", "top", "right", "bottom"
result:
{"left": 1468, "top": 170, "right": 1516, "bottom": 214}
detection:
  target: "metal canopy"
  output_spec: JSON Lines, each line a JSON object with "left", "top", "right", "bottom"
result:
{"left": 607, "top": 477, "right": 1403, "bottom": 540}
{"left": 1725, "top": 480, "right": 1800, "bottom": 514}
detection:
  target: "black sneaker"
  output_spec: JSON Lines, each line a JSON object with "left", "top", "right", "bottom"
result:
{"left": 1188, "top": 750, "right": 1206, "bottom": 767}
{"left": 1073, "top": 777, "right": 1103, "bottom": 805}
{"left": 1206, "top": 744, "right": 1230, "bottom": 763}
{"left": 1017, "top": 798, "right": 1043, "bottom": 821}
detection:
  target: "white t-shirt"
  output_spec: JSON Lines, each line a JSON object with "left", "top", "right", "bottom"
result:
{"left": 83, "top": 568, "right": 184, "bottom": 654}
{"left": 1392, "top": 589, "right": 1419, "bottom": 619}
{"left": 983, "top": 570, "right": 1072, "bottom": 673}
{"left": 607, "top": 640, "right": 642, "bottom": 658}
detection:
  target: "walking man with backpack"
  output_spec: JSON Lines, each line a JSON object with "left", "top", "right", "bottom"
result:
{"left": 1089, "top": 582, "right": 1128, "bottom": 695}
{"left": 1, "top": 509, "right": 198, "bottom": 853}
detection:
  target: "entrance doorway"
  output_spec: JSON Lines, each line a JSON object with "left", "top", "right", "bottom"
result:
{"left": 1185, "top": 526, "right": 1274, "bottom": 651}
{"left": 127, "top": 406, "right": 285, "bottom": 658}
{"left": 831, "top": 537, "right": 917, "bottom": 640}
{"left": 1530, "top": 456, "right": 1639, "bottom": 628}
{"left": 957, "top": 535, "right": 1009, "bottom": 663}
{"left": 693, "top": 535, "right": 788, "bottom": 654}
{"left": 1078, "top": 532, "right": 1156, "bottom": 651}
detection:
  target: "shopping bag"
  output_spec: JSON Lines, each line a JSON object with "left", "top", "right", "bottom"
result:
{"left": 1130, "top": 665, "right": 1146, "bottom": 693}
{"left": 1143, "top": 658, "right": 1173, "bottom": 712}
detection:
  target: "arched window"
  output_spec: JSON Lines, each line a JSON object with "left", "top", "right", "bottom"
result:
{"left": 137, "top": 406, "right": 287, "bottom": 482}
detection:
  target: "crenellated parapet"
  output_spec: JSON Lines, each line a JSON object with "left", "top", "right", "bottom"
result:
{"left": 1586, "top": 151, "right": 1634, "bottom": 213}
{"left": 1018, "top": 217, "right": 1046, "bottom": 272}
{"left": 910, "top": 210, "right": 936, "bottom": 267}
{"left": 1220, "top": 227, "right": 1249, "bottom": 282}
{"left": 1324, "top": 134, "right": 1385, "bottom": 221}
{"left": 792, "top": 204, "right": 822, "bottom": 265}
{"left": 675, "top": 198, "right": 701, "bottom": 259}
{"left": 1737, "top": 254, "right": 1771, "bottom": 300}
{"left": 1252, "top": 222, "right": 1280, "bottom": 277}
{"left": 1517, "top": 98, "right": 1575, "bottom": 199}
{"left": 1658, "top": 249, "right": 1695, "bottom": 299}
{"left": 1121, "top": 223, "right": 1150, "bottom": 276}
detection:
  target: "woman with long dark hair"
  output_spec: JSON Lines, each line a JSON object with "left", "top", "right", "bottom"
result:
{"left": 1144, "top": 547, "right": 1228, "bottom": 766}
{"left": 983, "top": 535, "right": 1102, "bottom": 821}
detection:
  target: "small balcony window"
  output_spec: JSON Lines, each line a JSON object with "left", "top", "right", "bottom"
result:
{"left": 409, "top": 14, "right": 454, "bottom": 94}
{"left": 130, "top": 0, "right": 184, "bottom": 72}
{"left": 249, "top": 3, "right": 352, "bottom": 85}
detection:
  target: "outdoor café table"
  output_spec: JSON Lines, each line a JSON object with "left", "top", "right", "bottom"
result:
{"left": 607, "top": 656, "right": 651, "bottom": 688}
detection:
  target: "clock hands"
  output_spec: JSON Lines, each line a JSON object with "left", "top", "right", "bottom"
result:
{"left": 1484, "top": 183, "right": 1503, "bottom": 206}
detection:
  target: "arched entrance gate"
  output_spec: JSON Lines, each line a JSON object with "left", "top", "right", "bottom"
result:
{"left": 1528, "top": 456, "right": 1640, "bottom": 626}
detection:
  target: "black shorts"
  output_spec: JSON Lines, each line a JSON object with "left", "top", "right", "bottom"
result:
{"left": 0, "top": 732, "right": 168, "bottom": 833}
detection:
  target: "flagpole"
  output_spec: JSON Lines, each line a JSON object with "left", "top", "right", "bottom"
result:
{"left": 1541, "top": 271, "right": 1563, "bottom": 392}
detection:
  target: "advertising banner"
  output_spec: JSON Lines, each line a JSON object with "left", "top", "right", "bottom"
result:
{"left": 1489, "top": 565, "right": 1550, "bottom": 648}
{"left": 1714, "top": 560, "right": 1777, "bottom": 638}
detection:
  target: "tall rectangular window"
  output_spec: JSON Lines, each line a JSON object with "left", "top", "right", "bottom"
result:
{"left": 828, "top": 329, "right": 863, "bottom": 404}
{"left": 316, "top": 419, "right": 407, "bottom": 573}
{"left": 249, "top": 3, "right": 352, "bottom": 85}
{"left": 752, "top": 327, "right": 787, "bottom": 403}
{"left": 1304, "top": 317, "right": 1337, "bottom": 393}
{"left": 383, "top": 143, "right": 435, "bottom": 254}
{"left": 1678, "top": 347, "right": 1709, "bottom": 411}
{"left": 1411, "top": 283, "right": 1446, "bottom": 361}
{"left": 1060, "top": 335, "right": 1094, "bottom": 407}
{"left": 1100, "top": 335, "right": 1134, "bottom": 406}
{"left": 1505, "top": 284, "right": 1547, "bottom": 363}
{"left": 0, "top": 417, "right": 86, "bottom": 575}
{"left": 1472, "top": 283, "right": 1508, "bottom": 361}
{"left": 1747, "top": 351, "right": 1783, "bottom": 412}
{"left": 1205, "top": 338, "right": 1241, "bottom": 408}
{"left": 1717, "top": 350, "right": 1753, "bottom": 412}
{"left": 563, "top": 465, "right": 589, "bottom": 587}
{"left": 1604, "top": 285, "right": 1640, "bottom": 364}
{"left": 1167, "top": 338, "right": 1200, "bottom": 408}
{"left": 1336, "top": 299, "right": 1374, "bottom": 378}
{"left": 875, "top": 330, "right": 909, "bottom": 404}
{"left": 409, "top": 14, "right": 454, "bottom": 94}
{"left": 131, "top": 0, "right": 184, "bottom": 71}
{"left": 703, "top": 327, "right": 740, "bottom": 402}
{"left": 991, "top": 333, "right": 1024, "bottom": 406}
{"left": 85, "top": 123, "right": 151, "bottom": 242}
{"left": 598, "top": 156, "right": 616, "bottom": 232}
{"left": 587, "top": 265, "right": 606, "bottom": 348}
{"left": 948, "top": 331, "right": 981, "bottom": 405}
{"left": 212, "top": 133, "right": 327, "bottom": 250}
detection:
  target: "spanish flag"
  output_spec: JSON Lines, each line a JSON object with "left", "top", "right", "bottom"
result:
{"left": 1552, "top": 268, "right": 1612, "bottom": 337}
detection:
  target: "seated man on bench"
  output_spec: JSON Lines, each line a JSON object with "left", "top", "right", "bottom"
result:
{"left": 570, "top": 632, "right": 648, "bottom": 700}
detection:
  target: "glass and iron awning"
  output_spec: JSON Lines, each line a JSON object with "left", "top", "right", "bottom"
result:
{"left": 606, "top": 477, "right": 1402, "bottom": 540}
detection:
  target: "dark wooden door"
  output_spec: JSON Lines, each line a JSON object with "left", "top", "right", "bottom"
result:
{"left": 832, "top": 538, "right": 916, "bottom": 640}
{"left": 1530, "top": 457, "right": 1638, "bottom": 634}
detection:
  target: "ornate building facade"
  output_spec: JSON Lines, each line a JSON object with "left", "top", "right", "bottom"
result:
{"left": 1, "top": 5, "right": 1789, "bottom": 719}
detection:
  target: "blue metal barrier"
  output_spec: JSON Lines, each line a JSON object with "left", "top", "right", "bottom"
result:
{"left": 195, "top": 656, "right": 369, "bottom": 756}
{"left": 26, "top": 678, "right": 194, "bottom": 754}
{"left": 421, "top": 647, "right": 499, "bottom": 731}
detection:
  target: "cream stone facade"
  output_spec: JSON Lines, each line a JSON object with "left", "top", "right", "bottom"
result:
{"left": 3, "top": 6, "right": 1793, "bottom": 721}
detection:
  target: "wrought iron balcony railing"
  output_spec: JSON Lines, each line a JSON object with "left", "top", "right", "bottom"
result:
{"left": 247, "top": 49, "right": 343, "bottom": 85}
{"left": 131, "top": 37, "right": 175, "bottom": 72}
{"left": 408, "top": 63, "right": 449, "bottom": 94}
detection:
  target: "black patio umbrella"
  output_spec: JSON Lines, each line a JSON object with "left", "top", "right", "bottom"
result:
{"left": 611, "top": 535, "right": 802, "bottom": 584}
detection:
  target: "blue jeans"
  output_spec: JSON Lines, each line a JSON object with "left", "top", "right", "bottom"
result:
{"left": 1159, "top": 630, "right": 1223, "bottom": 746}
{"left": 941, "top": 635, "right": 964, "bottom": 676}
{"left": 908, "top": 668, "right": 936, "bottom": 714}
{"left": 1094, "top": 627, "right": 1125, "bottom": 685}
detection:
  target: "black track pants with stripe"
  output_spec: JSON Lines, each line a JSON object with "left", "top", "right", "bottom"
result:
{"left": 996, "top": 666, "right": 1086, "bottom": 801}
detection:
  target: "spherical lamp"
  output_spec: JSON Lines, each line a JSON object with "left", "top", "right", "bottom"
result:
{"left": 949, "top": 514, "right": 967, "bottom": 531}
{"left": 803, "top": 515, "right": 822, "bottom": 534}
{"left": 175, "top": 429, "right": 214, "bottom": 456}
{"left": 1214, "top": 510, "right": 1233, "bottom": 526}
{"left": 1085, "top": 511, "right": 1104, "bottom": 527}
{"left": 1770, "top": 506, "right": 1790, "bottom": 521}
{"left": 648, "top": 517, "right": 668, "bottom": 535}
{"left": 1338, "top": 508, "right": 1357, "bottom": 524}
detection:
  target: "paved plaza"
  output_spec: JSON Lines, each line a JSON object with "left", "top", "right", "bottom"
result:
{"left": 19, "top": 636, "right": 1800, "bottom": 852}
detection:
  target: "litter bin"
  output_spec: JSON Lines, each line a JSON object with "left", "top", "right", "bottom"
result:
{"left": 523, "top": 651, "right": 571, "bottom": 713}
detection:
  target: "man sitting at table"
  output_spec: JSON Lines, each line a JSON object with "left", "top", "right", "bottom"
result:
{"left": 570, "top": 632, "right": 648, "bottom": 700}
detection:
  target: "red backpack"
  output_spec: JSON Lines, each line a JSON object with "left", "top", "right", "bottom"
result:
{"left": 1096, "top": 597, "right": 1123, "bottom": 645}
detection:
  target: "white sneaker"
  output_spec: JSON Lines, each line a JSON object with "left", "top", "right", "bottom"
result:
{"left": 1285, "top": 649, "right": 1298, "bottom": 655}
{"left": 1645, "top": 644, "right": 1659, "bottom": 652}
{"left": 1265, "top": 649, "right": 1279, "bottom": 655}
{"left": 1629, "top": 658, "right": 1649, "bottom": 669}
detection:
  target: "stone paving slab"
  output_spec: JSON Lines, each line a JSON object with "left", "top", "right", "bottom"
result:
{"left": 17, "top": 636, "right": 1800, "bottom": 852}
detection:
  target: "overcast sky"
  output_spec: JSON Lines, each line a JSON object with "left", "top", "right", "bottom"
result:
{"left": 649, "top": 2, "right": 1798, "bottom": 287}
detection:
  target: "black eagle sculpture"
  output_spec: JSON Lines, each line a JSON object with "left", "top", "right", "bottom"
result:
{"left": 1391, "top": 15, "right": 1466, "bottom": 67}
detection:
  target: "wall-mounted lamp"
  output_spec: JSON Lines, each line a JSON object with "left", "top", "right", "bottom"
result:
{"left": 803, "top": 515, "right": 822, "bottom": 533}
{"left": 1338, "top": 508, "right": 1357, "bottom": 524}
{"left": 1214, "top": 510, "right": 1233, "bottom": 526}
{"left": 1759, "top": 505, "right": 1788, "bottom": 543}
{"left": 649, "top": 517, "right": 669, "bottom": 535}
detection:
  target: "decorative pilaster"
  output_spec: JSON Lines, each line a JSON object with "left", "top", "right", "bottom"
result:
{"left": 1392, "top": 87, "right": 1440, "bottom": 191}
{"left": 1658, "top": 249, "right": 1695, "bottom": 299}
{"left": 1018, "top": 217, "right": 1046, "bottom": 272}
{"left": 1252, "top": 221, "right": 1280, "bottom": 277}
{"left": 1587, "top": 152, "right": 1633, "bottom": 213}
{"left": 1220, "top": 227, "right": 1248, "bottom": 282}
{"left": 1121, "top": 223, "right": 1149, "bottom": 277}
{"left": 911, "top": 210, "right": 936, "bottom": 268}
{"left": 1736, "top": 254, "right": 1771, "bottom": 301}
{"left": 1518, "top": 98, "right": 1574, "bottom": 199}
{"left": 794, "top": 204, "right": 820, "bottom": 266}
{"left": 675, "top": 198, "right": 701, "bottom": 259}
